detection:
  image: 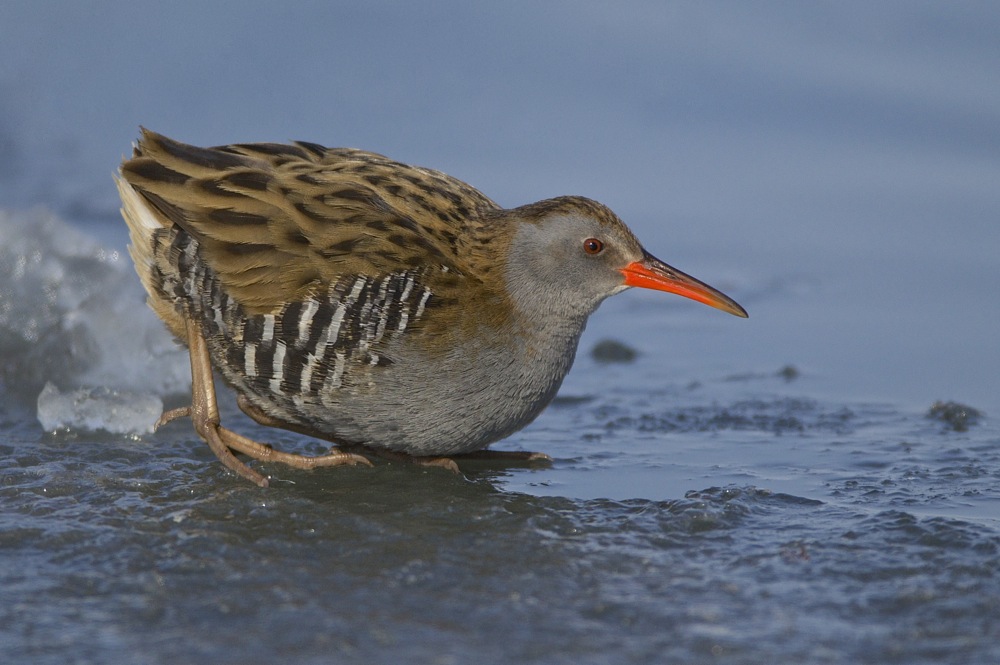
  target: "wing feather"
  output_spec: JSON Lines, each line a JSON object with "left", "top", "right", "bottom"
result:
{"left": 120, "top": 128, "right": 499, "bottom": 313}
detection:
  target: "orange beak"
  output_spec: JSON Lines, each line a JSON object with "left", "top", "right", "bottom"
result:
{"left": 620, "top": 251, "right": 748, "bottom": 318}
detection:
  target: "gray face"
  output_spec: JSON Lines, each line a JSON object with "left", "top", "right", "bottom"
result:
{"left": 505, "top": 211, "right": 645, "bottom": 320}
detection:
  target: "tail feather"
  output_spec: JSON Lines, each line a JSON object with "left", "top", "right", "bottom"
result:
{"left": 116, "top": 173, "right": 161, "bottom": 274}
{"left": 116, "top": 173, "right": 188, "bottom": 340}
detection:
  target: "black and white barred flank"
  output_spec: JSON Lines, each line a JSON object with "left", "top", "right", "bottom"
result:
{"left": 152, "top": 227, "right": 433, "bottom": 421}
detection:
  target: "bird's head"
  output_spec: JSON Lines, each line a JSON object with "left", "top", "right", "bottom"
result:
{"left": 503, "top": 196, "right": 747, "bottom": 321}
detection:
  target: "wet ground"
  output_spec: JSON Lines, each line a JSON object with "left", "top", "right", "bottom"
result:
{"left": 2, "top": 359, "right": 999, "bottom": 664}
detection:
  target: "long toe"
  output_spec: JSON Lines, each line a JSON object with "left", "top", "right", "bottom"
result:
{"left": 155, "top": 406, "right": 192, "bottom": 430}
{"left": 216, "top": 426, "right": 373, "bottom": 469}
{"left": 454, "top": 449, "right": 553, "bottom": 463}
{"left": 412, "top": 457, "right": 462, "bottom": 473}
{"left": 198, "top": 422, "right": 269, "bottom": 487}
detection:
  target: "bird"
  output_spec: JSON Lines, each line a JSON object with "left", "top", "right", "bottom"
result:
{"left": 116, "top": 128, "right": 747, "bottom": 487}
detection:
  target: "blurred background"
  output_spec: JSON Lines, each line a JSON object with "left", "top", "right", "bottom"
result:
{"left": 1, "top": 0, "right": 997, "bottom": 414}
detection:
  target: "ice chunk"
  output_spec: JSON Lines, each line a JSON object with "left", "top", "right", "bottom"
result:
{"left": 0, "top": 208, "right": 190, "bottom": 402}
{"left": 37, "top": 381, "right": 163, "bottom": 435}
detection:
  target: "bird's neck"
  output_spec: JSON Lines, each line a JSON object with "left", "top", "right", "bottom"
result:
{"left": 507, "top": 301, "right": 591, "bottom": 397}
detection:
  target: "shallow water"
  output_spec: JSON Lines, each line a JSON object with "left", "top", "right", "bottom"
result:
{"left": 2, "top": 3, "right": 1000, "bottom": 664}
{"left": 3, "top": 384, "right": 999, "bottom": 664}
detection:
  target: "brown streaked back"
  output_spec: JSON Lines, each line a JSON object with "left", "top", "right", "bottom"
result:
{"left": 119, "top": 129, "right": 503, "bottom": 314}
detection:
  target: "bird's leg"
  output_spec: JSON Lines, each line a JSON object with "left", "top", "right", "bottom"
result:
{"left": 183, "top": 318, "right": 269, "bottom": 487}
{"left": 171, "top": 322, "right": 371, "bottom": 485}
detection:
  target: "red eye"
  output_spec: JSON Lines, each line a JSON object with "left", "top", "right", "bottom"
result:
{"left": 583, "top": 238, "right": 604, "bottom": 255}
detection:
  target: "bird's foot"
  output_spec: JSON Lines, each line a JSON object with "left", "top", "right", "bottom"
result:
{"left": 452, "top": 449, "right": 553, "bottom": 464}
{"left": 339, "top": 445, "right": 460, "bottom": 473}
{"left": 192, "top": 415, "right": 271, "bottom": 488}
{"left": 154, "top": 403, "right": 372, "bottom": 480}
{"left": 155, "top": 406, "right": 191, "bottom": 430}
{"left": 170, "top": 318, "right": 373, "bottom": 487}
{"left": 347, "top": 446, "right": 551, "bottom": 473}
{"left": 215, "top": 426, "right": 373, "bottom": 470}
{"left": 413, "top": 456, "right": 462, "bottom": 473}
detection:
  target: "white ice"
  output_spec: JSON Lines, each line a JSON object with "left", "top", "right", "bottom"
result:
{"left": 0, "top": 208, "right": 189, "bottom": 435}
{"left": 36, "top": 381, "right": 162, "bottom": 435}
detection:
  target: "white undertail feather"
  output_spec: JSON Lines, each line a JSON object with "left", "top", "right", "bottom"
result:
{"left": 115, "top": 173, "right": 188, "bottom": 340}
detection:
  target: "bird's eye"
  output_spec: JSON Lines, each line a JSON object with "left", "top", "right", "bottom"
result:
{"left": 583, "top": 238, "right": 604, "bottom": 255}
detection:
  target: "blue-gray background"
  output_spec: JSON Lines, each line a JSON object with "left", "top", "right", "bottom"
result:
{"left": 2, "top": 1, "right": 997, "bottom": 412}
{"left": 1, "top": 3, "right": 998, "bottom": 664}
